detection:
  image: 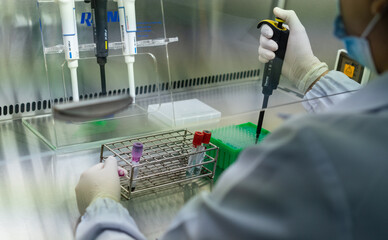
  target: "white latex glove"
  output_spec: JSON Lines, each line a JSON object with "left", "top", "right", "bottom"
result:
{"left": 75, "top": 156, "right": 122, "bottom": 215}
{"left": 258, "top": 7, "right": 329, "bottom": 93}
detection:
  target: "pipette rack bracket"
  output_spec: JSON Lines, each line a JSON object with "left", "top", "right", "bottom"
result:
{"left": 101, "top": 129, "right": 219, "bottom": 199}
{"left": 28, "top": 0, "right": 179, "bottom": 150}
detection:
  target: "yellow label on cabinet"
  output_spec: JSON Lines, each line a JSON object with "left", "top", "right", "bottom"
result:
{"left": 344, "top": 64, "right": 355, "bottom": 78}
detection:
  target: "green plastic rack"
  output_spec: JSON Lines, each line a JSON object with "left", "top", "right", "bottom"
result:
{"left": 206, "top": 122, "right": 270, "bottom": 179}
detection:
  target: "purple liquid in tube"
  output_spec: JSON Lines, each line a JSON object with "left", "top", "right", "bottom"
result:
{"left": 131, "top": 142, "right": 143, "bottom": 191}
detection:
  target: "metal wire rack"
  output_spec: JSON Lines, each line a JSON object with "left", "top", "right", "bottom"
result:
{"left": 100, "top": 129, "right": 219, "bottom": 199}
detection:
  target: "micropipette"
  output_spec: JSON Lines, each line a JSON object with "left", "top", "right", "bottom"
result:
{"left": 85, "top": 0, "right": 109, "bottom": 96}
{"left": 57, "top": 0, "right": 80, "bottom": 101}
{"left": 256, "top": 18, "right": 289, "bottom": 144}
{"left": 116, "top": 0, "right": 137, "bottom": 103}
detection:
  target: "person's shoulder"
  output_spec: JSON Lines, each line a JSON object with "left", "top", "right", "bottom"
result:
{"left": 240, "top": 114, "right": 331, "bottom": 164}
{"left": 243, "top": 111, "right": 384, "bottom": 163}
{"left": 260, "top": 113, "right": 345, "bottom": 148}
{"left": 272, "top": 112, "right": 372, "bottom": 146}
{"left": 258, "top": 111, "right": 388, "bottom": 162}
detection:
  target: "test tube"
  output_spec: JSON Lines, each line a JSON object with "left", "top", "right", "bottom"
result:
{"left": 186, "top": 131, "right": 204, "bottom": 177}
{"left": 193, "top": 130, "right": 212, "bottom": 176}
{"left": 131, "top": 142, "right": 143, "bottom": 191}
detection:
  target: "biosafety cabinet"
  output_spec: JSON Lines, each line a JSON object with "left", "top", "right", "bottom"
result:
{"left": 1, "top": 0, "right": 346, "bottom": 150}
{"left": 0, "top": 0, "right": 361, "bottom": 239}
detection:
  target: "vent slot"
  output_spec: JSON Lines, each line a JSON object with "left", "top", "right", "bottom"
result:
{"left": 0, "top": 69, "right": 259, "bottom": 118}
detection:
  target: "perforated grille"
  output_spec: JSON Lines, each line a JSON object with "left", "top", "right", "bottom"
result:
{"left": 0, "top": 69, "right": 260, "bottom": 119}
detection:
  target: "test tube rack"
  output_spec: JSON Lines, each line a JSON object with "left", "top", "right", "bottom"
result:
{"left": 101, "top": 129, "right": 219, "bottom": 199}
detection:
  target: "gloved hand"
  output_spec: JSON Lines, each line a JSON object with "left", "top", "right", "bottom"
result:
{"left": 75, "top": 156, "right": 122, "bottom": 215}
{"left": 258, "top": 7, "right": 329, "bottom": 93}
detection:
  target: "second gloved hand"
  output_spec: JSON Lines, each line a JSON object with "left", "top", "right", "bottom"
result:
{"left": 258, "top": 7, "right": 329, "bottom": 93}
{"left": 75, "top": 156, "right": 122, "bottom": 215}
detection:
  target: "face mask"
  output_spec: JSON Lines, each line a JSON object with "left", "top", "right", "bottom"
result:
{"left": 334, "top": 11, "right": 382, "bottom": 73}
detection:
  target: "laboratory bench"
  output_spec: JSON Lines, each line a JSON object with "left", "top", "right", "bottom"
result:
{"left": 0, "top": 81, "right": 306, "bottom": 239}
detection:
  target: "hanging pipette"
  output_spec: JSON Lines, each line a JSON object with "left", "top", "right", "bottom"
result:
{"left": 85, "top": 0, "right": 109, "bottom": 96}
{"left": 58, "top": 0, "right": 80, "bottom": 101}
{"left": 256, "top": 17, "right": 289, "bottom": 144}
{"left": 116, "top": 0, "right": 137, "bottom": 102}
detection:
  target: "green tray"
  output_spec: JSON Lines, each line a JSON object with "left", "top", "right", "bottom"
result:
{"left": 206, "top": 122, "right": 270, "bottom": 175}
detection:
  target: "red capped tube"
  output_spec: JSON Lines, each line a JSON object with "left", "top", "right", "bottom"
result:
{"left": 193, "top": 131, "right": 204, "bottom": 147}
{"left": 202, "top": 130, "right": 212, "bottom": 144}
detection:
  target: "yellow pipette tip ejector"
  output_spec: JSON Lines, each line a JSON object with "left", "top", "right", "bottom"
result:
{"left": 275, "top": 17, "right": 285, "bottom": 23}
{"left": 258, "top": 18, "right": 287, "bottom": 31}
{"left": 275, "top": 17, "right": 285, "bottom": 29}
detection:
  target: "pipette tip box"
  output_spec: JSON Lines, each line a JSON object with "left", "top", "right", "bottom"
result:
{"left": 207, "top": 122, "right": 270, "bottom": 170}
{"left": 147, "top": 99, "right": 221, "bottom": 127}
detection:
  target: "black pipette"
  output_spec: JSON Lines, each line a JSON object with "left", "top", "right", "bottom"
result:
{"left": 256, "top": 18, "right": 289, "bottom": 144}
{"left": 85, "top": 0, "right": 108, "bottom": 96}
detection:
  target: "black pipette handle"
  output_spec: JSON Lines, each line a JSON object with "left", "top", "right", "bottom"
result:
{"left": 85, "top": 0, "right": 108, "bottom": 95}
{"left": 91, "top": 0, "right": 108, "bottom": 59}
{"left": 258, "top": 18, "right": 289, "bottom": 96}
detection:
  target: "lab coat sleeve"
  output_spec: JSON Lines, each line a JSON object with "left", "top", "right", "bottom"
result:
{"left": 303, "top": 70, "right": 361, "bottom": 113}
{"left": 160, "top": 115, "right": 352, "bottom": 240}
{"left": 75, "top": 198, "right": 146, "bottom": 240}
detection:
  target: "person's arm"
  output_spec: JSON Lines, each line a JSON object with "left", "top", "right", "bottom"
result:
{"left": 75, "top": 157, "right": 146, "bottom": 240}
{"left": 302, "top": 70, "right": 361, "bottom": 113}
{"left": 305, "top": 70, "right": 329, "bottom": 93}
{"left": 160, "top": 115, "right": 352, "bottom": 239}
{"left": 76, "top": 198, "right": 145, "bottom": 240}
